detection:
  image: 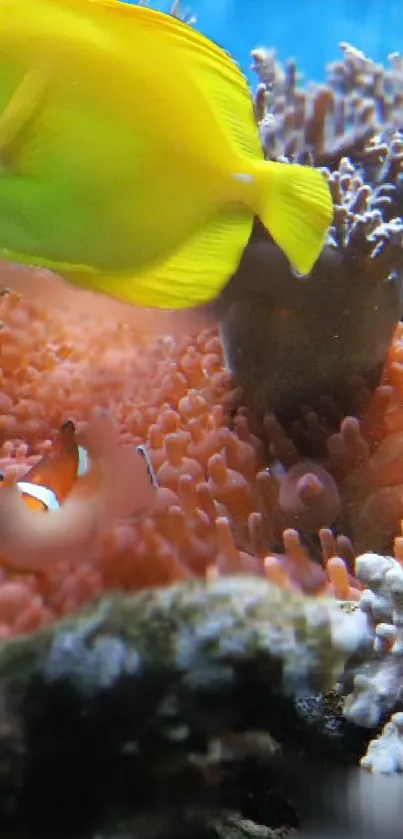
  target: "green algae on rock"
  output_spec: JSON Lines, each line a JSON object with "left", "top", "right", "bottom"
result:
{"left": 0, "top": 576, "right": 365, "bottom": 702}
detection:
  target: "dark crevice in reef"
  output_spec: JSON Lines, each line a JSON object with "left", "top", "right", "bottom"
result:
{"left": 0, "top": 664, "right": 372, "bottom": 839}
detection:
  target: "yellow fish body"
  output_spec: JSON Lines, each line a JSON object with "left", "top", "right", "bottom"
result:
{"left": 0, "top": 0, "right": 333, "bottom": 309}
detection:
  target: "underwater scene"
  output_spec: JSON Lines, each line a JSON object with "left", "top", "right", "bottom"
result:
{"left": 3, "top": 0, "right": 403, "bottom": 836}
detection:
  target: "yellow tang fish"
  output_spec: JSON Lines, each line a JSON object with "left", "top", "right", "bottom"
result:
{"left": 0, "top": 0, "right": 333, "bottom": 310}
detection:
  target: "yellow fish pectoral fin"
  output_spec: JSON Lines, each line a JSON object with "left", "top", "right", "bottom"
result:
{"left": 62, "top": 207, "right": 254, "bottom": 310}
{"left": 0, "top": 55, "right": 54, "bottom": 168}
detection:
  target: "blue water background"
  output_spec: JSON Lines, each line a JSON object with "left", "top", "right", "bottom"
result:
{"left": 131, "top": 0, "right": 403, "bottom": 86}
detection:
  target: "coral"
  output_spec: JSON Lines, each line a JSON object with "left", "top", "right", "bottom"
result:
{"left": 361, "top": 711, "right": 403, "bottom": 773}
{"left": 252, "top": 42, "right": 403, "bottom": 165}
{"left": 215, "top": 47, "right": 403, "bottom": 575}
{"left": 138, "top": 0, "right": 196, "bottom": 25}
{"left": 228, "top": 47, "right": 403, "bottom": 434}
{"left": 39, "top": 577, "right": 359, "bottom": 699}
{"left": 220, "top": 151, "right": 403, "bottom": 426}
{"left": 341, "top": 553, "right": 403, "bottom": 727}
{"left": 0, "top": 579, "right": 368, "bottom": 837}
{"left": 338, "top": 550, "right": 403, "bottom": 772}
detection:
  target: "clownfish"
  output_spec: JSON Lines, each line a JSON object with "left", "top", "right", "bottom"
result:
{"left": 0, "top": 0, "right": 332, "bottom": 312}
{"left": 4, "top": 420, "right": 158, "bottom": 514}
{"left": 12, "top": 420, "right": 82, "bottom": 512}
{"left": 0, "top": 418, "right": 158, "bottom": 571}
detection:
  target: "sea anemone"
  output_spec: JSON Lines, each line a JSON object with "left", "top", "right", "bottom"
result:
{"left": 1, "top": 42, "right": 403, "bottom": 648}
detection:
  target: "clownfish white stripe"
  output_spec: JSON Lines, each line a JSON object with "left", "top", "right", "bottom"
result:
{"left": 77, "top": 445, "right": 90, "bottom": 477}
{"left": 16, "top": 481, "right": 60, "bottom": 511}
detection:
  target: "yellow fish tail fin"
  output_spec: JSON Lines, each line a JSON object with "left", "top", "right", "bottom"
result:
{"left": 64, "top": 206, "right": 254, "bottom": 310}
{"left": 254, "top": 161, "right": 333, "bottom": 275}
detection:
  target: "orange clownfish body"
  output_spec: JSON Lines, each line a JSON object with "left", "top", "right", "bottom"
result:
{"left": 5, "top": 419, "right": 158, "bottom": 515}
{"left": 0, "top": 416, "right": 158, "bottom": 572}
{"left": 15, "top": 420, "right": 81, "bottom": 512}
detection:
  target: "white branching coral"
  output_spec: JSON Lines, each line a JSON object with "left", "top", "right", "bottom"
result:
{"left": 137, "top": 0, "right": 196, "bottom": 25}
{"left": 340, "top": 552, "right": 403, "bottom": 772}
{"left": 362, "top": 711, "right": 403, "bottom": 773}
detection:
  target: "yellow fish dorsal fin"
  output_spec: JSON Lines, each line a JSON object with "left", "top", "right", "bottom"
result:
{"left": 62, "top": 203, "right": 254, "bottom": 309}
{"left": 0, "top": 57, "right": 53, "bottom": 169}
{"left": 131, "top": 5, "right": 262, "bottom": 165}
{"left": 58, "top": 0, "right": 262, "bottom": 170}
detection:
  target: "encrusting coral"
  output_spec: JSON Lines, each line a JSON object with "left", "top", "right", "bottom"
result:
{"left": 3, "top": 36, "right": 403, "bottom": 777}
